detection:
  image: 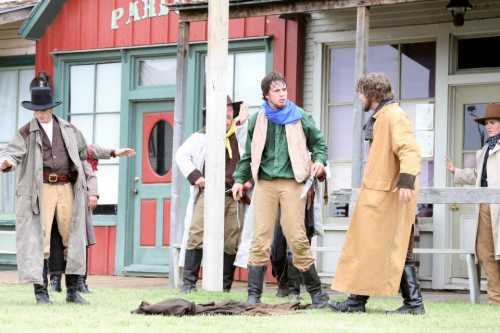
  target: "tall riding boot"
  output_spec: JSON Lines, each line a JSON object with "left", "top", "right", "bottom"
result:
{"left": 387, "top": 264, "right": 425, "bottom": 315}
{"left": 223, "top": 253, "right": 237, "bottom": 292}
{"left": 34, "top": 260, "right": 51, "bottom": 304}
{"left": 181, "top": 249, "right": 203, "bottom": 293}
{"left": 301, "top": 264, "right": 329, "bottom": 308}
{"left": 77, "top": 274, "right": 90, "bottom": 294}
{"left": 287, "top": 261, "right": 302, "bottom": 303}
{"left": 66, "top": 275, "right": 89, "bottom": 305}
{"left": 50, "top": 274, "right": 62, "bottom": 292}
{"left": 247, "top": 265, "right": 266, "bottom": 305}
{"left": 329, "top": 294, "right": 369, "bottom": 313}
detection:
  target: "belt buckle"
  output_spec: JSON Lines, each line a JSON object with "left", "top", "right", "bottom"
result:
{"left": 48, "top": 173, "right": 58, "bottom": 183}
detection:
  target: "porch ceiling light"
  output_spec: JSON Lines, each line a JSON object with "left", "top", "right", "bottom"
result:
{"left": 447, "top": 0, "right": 473, "bottom": 27}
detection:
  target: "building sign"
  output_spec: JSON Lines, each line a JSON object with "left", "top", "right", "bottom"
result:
{"left": 111, "top": 0, "right": 169, "bottom": 30}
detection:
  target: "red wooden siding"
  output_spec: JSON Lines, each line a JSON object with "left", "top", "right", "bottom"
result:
{"left": 36, "top": 0, "right": 303, "bottom": 104}
{"left": 88, "top": 226, "right": 116, "bottom": 275}
{"left": 162, "top": 199, "right": 171, "bottom": 246}
{"left": 140, "top": 199, "right": 157, "bottom": 246}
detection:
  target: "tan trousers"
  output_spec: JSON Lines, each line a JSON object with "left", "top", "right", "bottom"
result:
{"left": 477, "top": 204, "right": 500, "bottom": 305}
{"left": 41, "top": 183, "right": 74, "bottom": 259}
{"left": 187, "top": 192, "right": 241, "bottom": 255}
{"left": 249, "top": 179, "right": 314, "bottom": 272}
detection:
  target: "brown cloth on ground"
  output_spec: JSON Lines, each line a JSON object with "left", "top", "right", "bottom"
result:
{"left": 131, "top": 298, "right": 305, "bottom": 316}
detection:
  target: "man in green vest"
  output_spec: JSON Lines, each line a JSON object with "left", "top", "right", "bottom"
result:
{"left": 232, "top": 71, "right": 329, "bottom": 307}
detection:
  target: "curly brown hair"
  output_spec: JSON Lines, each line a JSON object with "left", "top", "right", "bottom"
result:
{"left": 356, "top": 73, "right": 394, "bottom": 102}
{"left": 261, "top": 71, "right": 287, "bottom": 100}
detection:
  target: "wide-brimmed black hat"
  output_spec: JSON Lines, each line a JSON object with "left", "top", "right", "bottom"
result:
{"left": 21, "top": 86, "right": 62, "bottom": 111}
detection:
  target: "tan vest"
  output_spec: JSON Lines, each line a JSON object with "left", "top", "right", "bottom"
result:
{"left": 250, "top": 111, "right": 310, "bottom": 183}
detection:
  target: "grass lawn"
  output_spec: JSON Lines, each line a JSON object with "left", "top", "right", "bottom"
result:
{"left": 0, "top": 283, "right": 498, "bottom": 333}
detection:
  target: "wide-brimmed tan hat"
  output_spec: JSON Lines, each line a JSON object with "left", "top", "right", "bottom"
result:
{"left": 474, "top": 103, "right": 500, "bottom": 125}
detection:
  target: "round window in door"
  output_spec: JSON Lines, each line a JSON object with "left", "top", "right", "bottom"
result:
{"left": 148, "top": 120, "right": 173, "bottom": 176}
{"left": 142, "top": 112, "right": 174, "bottom": 183}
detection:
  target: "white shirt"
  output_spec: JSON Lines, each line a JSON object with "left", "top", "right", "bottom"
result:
{"left": 40, "top": 120, "right": 53, "bottom": 145}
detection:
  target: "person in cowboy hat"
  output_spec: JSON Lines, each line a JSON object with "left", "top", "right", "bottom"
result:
{"left": 447, "top": 103, "right": 500, "bottom": 305}
{"left": 176, "top": 95, "right": 252, "bottom": 293}
{"left": 0, "top": 83, "right": 94, "bottom": 305}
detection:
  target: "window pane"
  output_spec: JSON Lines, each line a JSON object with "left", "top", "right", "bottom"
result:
{"left": 96, "top": 63, "right": 122, "bottom": 113}
{"left": 138, "top": 58, "right": 176, "bottom": 86}
{"left": 148, "top": 120, "right": 173, "bottom": 176}
{"left": 401, "top": 42, "right": 436, "bottom": 99}
{"left": 329, "top": 48, "right": 355, "bottom": 103}
{"left": 234, "top": 52, "right": 266, "bottom": 107}
{"left": 463, "top": 103, "right": 488, "bottom": 151}
{"left": 95, "top": 114, "right": 120, "bottom": 148}
{"left": 367, "top": 45, "right": 399, "bottom": 97}
{"left": 457, "top": 36, "right": 500, "bottom": 70}
{"left": 329, "top": 105, "right": 353, "bottom": 161}
{"left": 18, "top": 69, "right": 35, "bottom": 126}
{"left": 420, "top": 160, "right": 434, "bottom": 187}
{"left": 70, "top": 65, "right": 95, "bottom": 114}
{"left": 95, "top": 164, "right": 119, "bottom": 204}
{"left": 0, "top": 70, "right": 18, "bottom": 142}
{"left": 70, "top": 114, "right": 94, "bottom": 143}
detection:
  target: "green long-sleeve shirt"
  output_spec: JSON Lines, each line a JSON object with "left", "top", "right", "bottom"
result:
{"left": 234, "top": 108, "right": 327, "bottom": 184}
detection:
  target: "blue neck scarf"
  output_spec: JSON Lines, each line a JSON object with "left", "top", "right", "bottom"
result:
{"left": 263, "top": 100, "right": 302, "bottom": 125}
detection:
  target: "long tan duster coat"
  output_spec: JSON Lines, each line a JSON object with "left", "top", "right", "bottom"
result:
{"left": 454, "top": 141, "right": 500, "bottom": 261}
{"left": 0, "top": 116, "right": 89, "bottom": 284}
{"left": 331, "top": 103, "right": 421, "bottom": 296}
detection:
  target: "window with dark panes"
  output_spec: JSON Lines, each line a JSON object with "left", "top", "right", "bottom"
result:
{"left": 327, "top": 42, "right": 436, "bottom": 217}
{"left": 0, "top": 67, "right": 34, "bottom": 220}
{"left": 457, "top": 36, "right": 500, "bottom": 70}
{"left": 68, "top": 63, "right": 121, "bottom": 215}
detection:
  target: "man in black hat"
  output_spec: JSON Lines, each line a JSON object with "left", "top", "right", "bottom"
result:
{"left": 0, "top": 83, "right": 92, "bottom": 305}
{"left": 176, "top": 96, "right": 251, "bottom": 293}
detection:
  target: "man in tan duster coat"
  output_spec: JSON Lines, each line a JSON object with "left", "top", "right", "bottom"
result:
{"left": 447, "top": 103, "right": 500, "bottom": 305}
{"left": 329, "top": 73, "right": 424, "bottom": 314}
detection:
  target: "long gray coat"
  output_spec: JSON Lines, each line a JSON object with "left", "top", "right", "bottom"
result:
{"left": 0, "top": 116, "right": 89, "bottom": 284}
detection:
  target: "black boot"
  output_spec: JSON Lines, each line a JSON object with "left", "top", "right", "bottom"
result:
{"left": 276, "top": 279, "right": 289, "bottom": 298}
{"left": 301, "top": 264, "right": 329, "bottom": 308}
{"left": 387, "top": 264, "right": 425, "bottom": 315}
{"left": 66, "top": 275, "right": 89, "bottom": 305}
{"left": 287, "top": 262, "right": 302, "bottom": 303}
{"left": 34, "top": 260, "right": 51, "bottom": 304}
{"left": 77, "top": 275, "right": 91, "bottom": 294}
{"left": 247, "top": 265, "right": 266, "bottom": 305}
{"left": 50, "top": 274, "right": 62, "bottom": 292}
{"left": 329, "top": 294, "right": 369, "bottom": 313}
{"left": 180, "top": 249, "right": 203, "bottom": 293}
{"left": 34, "top": 284, "right": 51, "bottom": 304}
{"left": 223, "top": 253, "right": 237, "bottom": 292}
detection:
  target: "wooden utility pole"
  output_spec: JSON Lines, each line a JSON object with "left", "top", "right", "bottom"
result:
{"left": 351, "top": 6, "right": 369, "bottom": 188}
{"left": 203, "top": 0, "right": 229, "bottom": 291}
{"left": 170, "top": 20, "right": 190, "bottom": 289}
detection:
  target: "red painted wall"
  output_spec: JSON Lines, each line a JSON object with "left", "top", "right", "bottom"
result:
{"left": 88, "top": 226, "right": 116, "bottom": 275}
{"left": 35, "top": 0, "right": 303, "bottom": 278}
{"left": 36, "top": 0, "right": 303, "bottom": 104}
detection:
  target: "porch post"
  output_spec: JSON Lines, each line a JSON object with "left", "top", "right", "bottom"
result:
{"left": 170, "top": 20, "right": 190, "bottom": 289}
{"left": 351, "top": 6, "right": 369, "bottom": 188}
{"left": 203, "top": 0, "right": 229, "bottom": 291}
